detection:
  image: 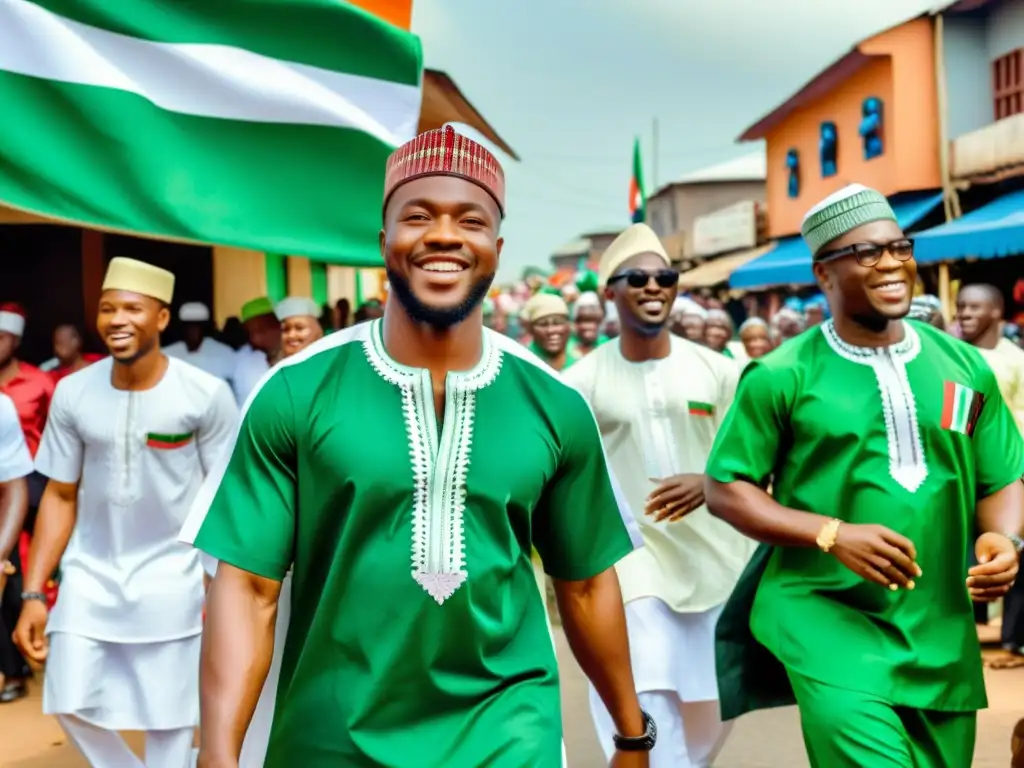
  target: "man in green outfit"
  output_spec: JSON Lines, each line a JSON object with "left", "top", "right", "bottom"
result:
{"left": 705, "top": 183, "right": 1024, "bottom": 768}
{"left": 181, "top": 125, "right": 654, "bottom": 768}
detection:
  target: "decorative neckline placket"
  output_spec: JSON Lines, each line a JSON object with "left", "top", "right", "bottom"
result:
{"left": 821, "top": 320, "right": 926, "bottom": 493}
{"left": 363, "top": 320, "right": 502, "bottom": 604}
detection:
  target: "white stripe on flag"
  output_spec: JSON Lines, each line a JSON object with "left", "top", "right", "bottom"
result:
{"left": 0, "top": 0, "right": 421, "bottom": 146}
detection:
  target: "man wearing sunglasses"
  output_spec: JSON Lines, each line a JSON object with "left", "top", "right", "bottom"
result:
{"left": 706, "top": 183, "right": 1024, "bottom": 768}
{"left": 565, "top": 223, "right": 752, "bottom": 768}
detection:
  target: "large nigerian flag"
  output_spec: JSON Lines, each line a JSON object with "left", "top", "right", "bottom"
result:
{"left": 0, "top": 0, "right": 423, "bottom": 266}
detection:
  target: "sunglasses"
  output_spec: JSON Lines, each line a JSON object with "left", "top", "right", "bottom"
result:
{"left": 608, "top": 269, "right": 678, "bottom": 289}
{"left": 816, "top": 238, "right": 915, "bottom": 268}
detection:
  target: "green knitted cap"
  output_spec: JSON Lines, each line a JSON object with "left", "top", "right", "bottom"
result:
{"left": 800, "top": 184, "right": 896, "bottom": 258}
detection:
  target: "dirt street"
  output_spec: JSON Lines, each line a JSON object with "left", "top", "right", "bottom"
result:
{"left": 2, "top": 633, "right": 1020, "bottom": 767}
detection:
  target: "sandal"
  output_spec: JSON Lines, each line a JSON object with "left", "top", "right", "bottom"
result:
{"left": 0, "top": 680, "right": 27, "bottom": 703}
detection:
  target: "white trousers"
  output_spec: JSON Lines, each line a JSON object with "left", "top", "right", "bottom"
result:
{"left": 589, "top": 598, "right": 733, "bottom": 767}
{"left": 58, "top": 714, "right": 194, "bottom": 768}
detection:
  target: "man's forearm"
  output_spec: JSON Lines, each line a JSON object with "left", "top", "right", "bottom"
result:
{"left": 0, "top": 478, "right": 28, "bottom": 559}
{"left": 198, "top": 564, "right": 280, "bottom": 766}
{"left": 554, "top": 568, "right": 645, "bottom": 737}
{"left": 24, "top": 486, "right": 76, "bottom": 591}
{"left": 977, "top": 479, "right": 1024, "bottom": 536}
{"left": 705, "top": 478, "right": 826, "bottom": 547}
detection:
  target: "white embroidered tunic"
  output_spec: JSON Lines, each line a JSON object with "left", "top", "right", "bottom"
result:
{"left": 34, "top": 357, "right": 238, "bottom": 642}
{"left": 564, "top": 334, "right": 757, "bottom": 613}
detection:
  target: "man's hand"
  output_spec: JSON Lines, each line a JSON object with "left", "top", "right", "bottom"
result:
{"left": 968, "top": 532, "right": 1019, "bottom": 602}
{"left": 13, "top": 599, "right": 49, "bottom": 663}
{"left": 611, "top": 751, "right": 650, "bottom": 767}
{"left": 829, "top": 523, "right": 921, "bottom": 589}
{"left": 645, "top": 474, "right": 704, "bottom": 522}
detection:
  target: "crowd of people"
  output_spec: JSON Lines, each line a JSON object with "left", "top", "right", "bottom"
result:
{"left": 0, "top": 125, "right": 1021, "bottom": 768}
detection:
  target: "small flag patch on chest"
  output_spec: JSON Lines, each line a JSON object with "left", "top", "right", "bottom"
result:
{"left": 940, "top": 381, "right": 984, "bottom": 436}
{"left": 688, "top": 401, "right": 715, "bottom": 417}
{"left": 146, "top": 432, "right": 194, "bottom": 449}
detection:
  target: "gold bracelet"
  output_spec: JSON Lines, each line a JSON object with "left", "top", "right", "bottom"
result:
{"left": 816, "top": 519, "right": 842, "bottom": 553}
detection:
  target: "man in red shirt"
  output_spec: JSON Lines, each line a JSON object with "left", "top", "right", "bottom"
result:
{"left": 49, "top": 323, "right": 104, "bottom": 385}
{"left": 0, "top": 304, "right": 53, "bottom": 457}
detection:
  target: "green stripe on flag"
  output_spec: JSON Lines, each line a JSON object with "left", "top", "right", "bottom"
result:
{"left": 25, "top": 0, "right": 421, "bottom": 84}
{"left": 0, "top": 0, "right": 423, "bottom": 267}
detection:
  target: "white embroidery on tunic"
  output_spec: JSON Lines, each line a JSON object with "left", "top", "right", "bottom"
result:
{"left": 821, "top": 320, "right": 926, "bottom": 492}
{"left": 363, "top": 320, "right": 501, "bottom": 605}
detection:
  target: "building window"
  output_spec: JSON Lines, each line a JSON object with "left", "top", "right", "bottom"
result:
{"left": 786, "top": 149, "right": 800, "bottom": 198}
{"left": 993, "top": 48, "right": 1023, "bottom": 120}
{"left": 859, "top": 97, "right": 884, "bottom": 160}
{"left": 820, "top": 121, "right": 838, "bottom": 177}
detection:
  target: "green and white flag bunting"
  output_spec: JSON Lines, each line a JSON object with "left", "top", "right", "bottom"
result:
{"left": 0, "top": 0, "right": 423, "bottom": 267}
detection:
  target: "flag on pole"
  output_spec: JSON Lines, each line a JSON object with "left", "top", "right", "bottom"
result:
{"left": 628, "top": 137, "right": 646, "bottom": 224}
{"left": 0, "top": 0, "right": 423, "bottom": 267}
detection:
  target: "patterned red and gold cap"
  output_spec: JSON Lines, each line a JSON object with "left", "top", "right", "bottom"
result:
{"left": 383, "top": 125, "right": 505, "bottom": 217}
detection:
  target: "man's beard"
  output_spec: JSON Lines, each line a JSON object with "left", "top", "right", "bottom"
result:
{"left": 386, "top": 268, "right": 495, "bottom": 331}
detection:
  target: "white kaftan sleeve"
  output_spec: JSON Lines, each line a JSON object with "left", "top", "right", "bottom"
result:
{"left": 561, "top": 361, "right": 643, "bottom": 551}
{"left": 196, "top": 381, "right": 241, "bottom": 475}
{"left": 608, "top": 465, "right": 644, "bottom": 550}
{"left": 34, "top": 382, "right": 84, "bottom": 484}
{"left": 0, "top": 394, "right": 32, "bottom": 483}
{"left": 714, "top": 356, "right": 741, "bottom": 427}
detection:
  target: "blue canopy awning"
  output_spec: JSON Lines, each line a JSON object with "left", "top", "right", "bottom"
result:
{"left": 913, "top": 188, "right": 1024, "bottom": 265}
{"left": 730, "top": 190, "right": 944, "bottom": 290}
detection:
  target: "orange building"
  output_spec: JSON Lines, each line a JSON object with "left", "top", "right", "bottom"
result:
{"left": 741, "top": 17, "right": 942, "bottom": 239}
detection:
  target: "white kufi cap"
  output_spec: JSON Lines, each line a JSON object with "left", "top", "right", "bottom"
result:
{"left": 179, "top": 302, "right": 210, "bottom": 322}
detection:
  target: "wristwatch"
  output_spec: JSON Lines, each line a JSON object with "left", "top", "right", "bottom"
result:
{"left": 612, "top": 709, "right": 657, "bottom": 752}
{"left": 1006, "top": 533, "right": 1024, "bottom": 554}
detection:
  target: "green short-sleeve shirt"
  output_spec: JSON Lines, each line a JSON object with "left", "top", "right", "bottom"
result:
{"left": 708, "top": 319, "right": 1024, "bottom": 714}
{"left": 185, "top": 320, "right": 632, "bottom": 767}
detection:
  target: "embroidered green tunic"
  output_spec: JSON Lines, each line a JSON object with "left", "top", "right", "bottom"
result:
{"left": 708, "top": 319, "right": 1024, "bottom": 719}
{"left": 183, "top": 319, "right": 633, "bottom": 767}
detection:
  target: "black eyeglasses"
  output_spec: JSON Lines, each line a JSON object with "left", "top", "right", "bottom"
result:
{"left": 816, "top": 238, "right": 915, "bottom": 267}
{"left": 608, "top": 269, "right": 678, "bottom": 289}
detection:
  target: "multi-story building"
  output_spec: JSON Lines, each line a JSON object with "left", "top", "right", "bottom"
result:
{"left": 645, "top": 153, "right": 767, "bottom": 265}
{"left": 729, "top": 0, "right": 1024, "bottom": 295}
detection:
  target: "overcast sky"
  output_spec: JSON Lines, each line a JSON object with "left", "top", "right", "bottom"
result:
{"left": 411, "top": 0, "right": 936, "bottom": 281}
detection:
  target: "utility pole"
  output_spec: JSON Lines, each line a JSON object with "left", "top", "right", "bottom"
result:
{"left": 651, "top": 117, "right": 659, "bottom": 190}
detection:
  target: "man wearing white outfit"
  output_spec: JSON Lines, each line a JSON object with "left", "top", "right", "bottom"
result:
{"left": 164, "top": 302, "right": 237, "bottom": 384}
{"left": 14, "top": 258, "right": 238, "bottom": 768}
{"left": 564, "top": 224, "right": 756, "bottom": 767}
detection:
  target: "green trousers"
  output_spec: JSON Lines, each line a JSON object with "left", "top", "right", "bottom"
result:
{"left": 787, "top": 670, "right": 976, "bottom": 768}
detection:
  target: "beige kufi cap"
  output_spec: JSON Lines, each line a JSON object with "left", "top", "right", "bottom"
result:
{"left": 523, "top": 293, "right": 570, "bottom": 323}
{"left": 102, "top": 258, "right": 175, "bottom": 304}
{"left": 598, "top": 224, "right": 670, "bottom": 287}
{"left": 275, "top": 296, "right": 320, "bottom": 321}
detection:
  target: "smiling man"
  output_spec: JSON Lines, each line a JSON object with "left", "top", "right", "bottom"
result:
{"left": 183, "top": 126, "right": 653, "bottom": 768}
{"left": 14, "top": 257, "right": 238, "bottom": 768}
{"left": 524, "top": 292, "right": 577, "bottom": 371}
{"left": 707, "top": 184, "right": 1024, "bottom": 768}
{"left": 564, "top": 224, "right": 751, "bottom": 768}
